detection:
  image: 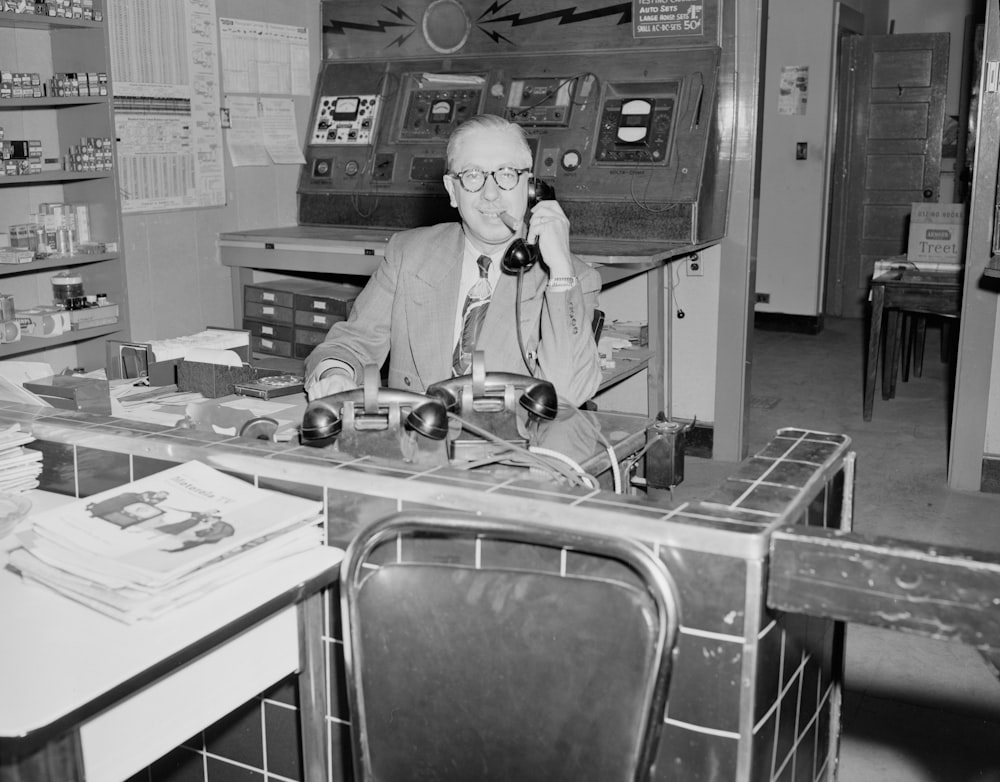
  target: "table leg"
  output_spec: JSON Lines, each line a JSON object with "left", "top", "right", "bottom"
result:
{"left": 297, "top": 591, "right": 328, "bottom": 782}
{"left": 864, "top": 285, "right": 885, "bottom": 421}
{"left": 883, "top": 309, "right": 903, "bottom": 400}
{"left": 914, "top": 316, "right": 927, "bottom": 377}
{"left": 901, "top": 314, "right": 912, "bottom": 383}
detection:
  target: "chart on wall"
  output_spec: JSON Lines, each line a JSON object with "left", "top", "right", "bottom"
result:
{"left": 107, "top": 0, "right": 226, "bottom": 213}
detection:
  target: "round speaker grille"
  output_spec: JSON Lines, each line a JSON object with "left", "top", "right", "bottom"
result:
{"left": 422, "top": 0, "right": 471, "bottom": 54}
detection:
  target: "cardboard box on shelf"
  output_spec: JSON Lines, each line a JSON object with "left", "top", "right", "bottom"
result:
{"left": 907, "top": 203, "right": 966, "bottom": 263}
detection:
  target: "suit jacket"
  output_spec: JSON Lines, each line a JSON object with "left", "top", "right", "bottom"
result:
{"left": 304, "top": 222, "right": 602, "bottom": 407}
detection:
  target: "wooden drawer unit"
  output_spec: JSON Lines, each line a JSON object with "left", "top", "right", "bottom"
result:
{"left": 251, "top": 334, "right": 293, "bottom": 357}
{"left": 294, "top": 310, "right": 344, "bottom": 331}
{"left": 245, "top": 284, "right": 296, "bottom": 309}
{"left": 244, "top": 279, "right": 360, "bottom": 332}
{"left": 244, "top": 319, "right": 294, "bottom": 342}
{"left": 293, "top": 282, "right": 361, "bottom": 318}
{"left": 245, "top": 278, "right": 362, "bottom": 361}
{"left": 293, "top": 327, "right": 329, "bottom": 359}
{"left": 245, "top": 300, "right": 294, "bottom": 323}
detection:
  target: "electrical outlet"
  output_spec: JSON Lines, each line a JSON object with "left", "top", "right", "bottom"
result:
{"left": 756, "top": 292, "right": 770, "bottom": 303}
{"left": 685, "top": 256, "right": 703, "bottom": 276}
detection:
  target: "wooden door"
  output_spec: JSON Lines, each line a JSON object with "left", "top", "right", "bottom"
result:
{"left": 826, "top": 33, "right": 950, "bottom": 318}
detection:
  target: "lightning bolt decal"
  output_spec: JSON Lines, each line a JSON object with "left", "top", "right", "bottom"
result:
{"left": 385, "top": 30, "right": 417, "bottom": 48}
{"left": 478, "top": 0, "right": 516, "bottom": 20}
{"left": 480, "top": 28, "right": 517, "bottom": 46}
{"left": 381, "top": 5, "right": 416, "bottom": 23}
{"left": 323, "top": 16, "right": 411, "bottom": 36}
{"left": 480, "top": 2, "right": 632, "bottom": 29}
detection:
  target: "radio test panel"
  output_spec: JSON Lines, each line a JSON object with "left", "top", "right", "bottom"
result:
{"left": 298, "top": 0, "right": 730, "bottom": 246}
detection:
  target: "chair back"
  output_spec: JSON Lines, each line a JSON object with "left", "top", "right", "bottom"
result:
{"left": 340, "top": 510, "right": 680, "bottom": 782}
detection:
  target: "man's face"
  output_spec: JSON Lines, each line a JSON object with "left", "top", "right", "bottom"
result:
{"left": 443, "top": 127, "right": 531, "bottom": 255}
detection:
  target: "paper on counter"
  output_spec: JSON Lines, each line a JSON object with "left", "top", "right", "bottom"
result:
{"left": 146, "top": 329, "right": 250, "bottom": 362}
{"left": 184, "top": 348, "right": 244, "bottom": 367}
{"left": 0, "top": 362, "right": 55, "bottom": 407}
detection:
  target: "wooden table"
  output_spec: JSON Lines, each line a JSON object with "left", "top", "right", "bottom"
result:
{"left": 0, "top": 525, "right": 344, "bottom": 782}
{"left": 864, "top": 268, "right": 962, "bottom": 421}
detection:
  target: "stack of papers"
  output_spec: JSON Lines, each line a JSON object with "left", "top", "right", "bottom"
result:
{"left": 0, "top": 425, "right": 43, "bottom": 493}
{"left": 7, "top": 461, "right": 323, "bottom": 623}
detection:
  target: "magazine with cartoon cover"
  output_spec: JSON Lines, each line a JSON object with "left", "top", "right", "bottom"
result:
{"left": 9, "top": 522, "right": 322, "bottom": 621}
{"left": 11, "top": 460, "right": 322, "bottom": 588}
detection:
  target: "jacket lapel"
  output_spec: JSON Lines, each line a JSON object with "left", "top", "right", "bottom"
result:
{"left": 407, "top": 226, "right": 465, "bottom": 384}
{"left": 479, "top": 265, "right": 547, "bottom": 362}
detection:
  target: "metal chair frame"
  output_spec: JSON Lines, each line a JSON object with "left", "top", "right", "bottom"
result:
{"left": 340, "top": 509, "right": 681, "bottom": 782}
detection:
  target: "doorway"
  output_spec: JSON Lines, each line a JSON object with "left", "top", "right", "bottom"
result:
{"left": 825, "top": 31, "right": 950, "bottom": 318}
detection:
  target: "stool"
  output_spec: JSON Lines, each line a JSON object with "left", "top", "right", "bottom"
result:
{"left": 864, "top": 269, "right": 962, "bottom": 421}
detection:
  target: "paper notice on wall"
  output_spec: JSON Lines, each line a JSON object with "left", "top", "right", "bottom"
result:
{"left": 259, "top": 98, "right": 306, "bottom": 165}
{"left": 224, "top": 96, "right": 270, "bottom": 166}
{"left": 224, "top": 97, "right": 304, "bottom": 166}
{"left": 778, "top": 65, "right": 809, "bottom": 115}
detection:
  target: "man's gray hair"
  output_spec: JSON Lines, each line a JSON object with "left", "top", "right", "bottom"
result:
{"left": 446, "top": 114, "right": 532, "bottom": 171}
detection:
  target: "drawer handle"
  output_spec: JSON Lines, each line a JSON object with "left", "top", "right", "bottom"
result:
{"left": 263, "top": 306, "right": 274, "bottom": 316}
{"left": 263, "top": 326, "right": 274, "bottom": 336}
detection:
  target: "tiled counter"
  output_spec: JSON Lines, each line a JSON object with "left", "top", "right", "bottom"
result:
{"left": 0, "top": 400, "right": 852, "bottom": 782}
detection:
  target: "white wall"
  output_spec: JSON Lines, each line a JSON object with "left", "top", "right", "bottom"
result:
{"left": 754, "top": 1, "right": 840, "bottom": 317}
{"left": 122, "top": 0, "right": 317, "bottom": 342}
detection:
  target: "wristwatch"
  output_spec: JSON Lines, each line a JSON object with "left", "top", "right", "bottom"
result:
{"left": 547, "top": 275, "right": 578, "bottom": 290}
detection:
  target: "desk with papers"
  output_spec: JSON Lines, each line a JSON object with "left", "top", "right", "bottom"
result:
{"left": 0, "top": 534, "right": 344, "bottom": 782}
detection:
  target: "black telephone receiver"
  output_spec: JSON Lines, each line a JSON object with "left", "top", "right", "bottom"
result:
{"left": 501, "top": 177, "right": 556, "bottom": 275}
{"left": 426, "top": 366, "right": 558, "bottom": 421}
{"left": 301, "top": 366, "right": 448, "bottom": 448}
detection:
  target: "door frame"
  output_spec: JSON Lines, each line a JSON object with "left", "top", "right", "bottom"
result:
{"left": 823, "top": 4, "right": 865, "bottom": 317}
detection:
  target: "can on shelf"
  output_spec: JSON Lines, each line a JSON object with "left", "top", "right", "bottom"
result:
{"left": 55, "top": 227, "right": 73, "bottom": 255}
{"left": 0, "top": 294, "right": 15, "bottom": 321}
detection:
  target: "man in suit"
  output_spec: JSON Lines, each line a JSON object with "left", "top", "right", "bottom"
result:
{"left": 304, "top": 114, "right": 602, "bottom": 408}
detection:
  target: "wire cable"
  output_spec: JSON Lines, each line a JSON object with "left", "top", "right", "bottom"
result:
{"left": 594, "top": 429, "right": 624, "bottom": 494}
{"left": 528, "top": 447, "right": 599, "bottom": 490}
{"left": 514, "top": 270, "right": 537, "bottom": 375}
{"left": 447, "top": 412, "right": 581, "bottom": 485}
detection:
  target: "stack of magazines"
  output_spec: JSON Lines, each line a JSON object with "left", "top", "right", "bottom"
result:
{"left": 7, "top": 461, "right": 324, "bottom": 623}
{"left": 0, "top": 424, "right": 43, "bottom": 494}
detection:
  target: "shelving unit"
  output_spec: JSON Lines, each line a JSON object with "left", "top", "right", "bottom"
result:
{"left": 0, "top": 8, "right": 128, "bottom": 369}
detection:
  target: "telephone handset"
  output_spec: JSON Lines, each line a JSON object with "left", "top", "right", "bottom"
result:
{"left": 301, "top": 366, "right": 448, "bottom": 448}
{"left": 500, "top": 177, "right": 556, "bottom": 275}
{"left": 426, "top": 360, "right": 558, "bottom": 421}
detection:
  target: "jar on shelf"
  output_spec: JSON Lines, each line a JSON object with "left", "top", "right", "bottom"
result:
{"left": 51, "top": 273, "right": 84, "bottom": 308}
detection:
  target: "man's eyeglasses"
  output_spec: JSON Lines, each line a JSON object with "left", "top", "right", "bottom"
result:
{"left": 448, "top": 167, "right": 530, "bottom": 193}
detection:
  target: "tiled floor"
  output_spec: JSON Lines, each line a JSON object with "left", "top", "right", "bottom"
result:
{"left": 686, "top": 317, "right": 1000, "bottom": 781}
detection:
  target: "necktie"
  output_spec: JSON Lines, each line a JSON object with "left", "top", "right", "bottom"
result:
{"left": 452, "top": 255, "right": 492, "bottom": 375}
